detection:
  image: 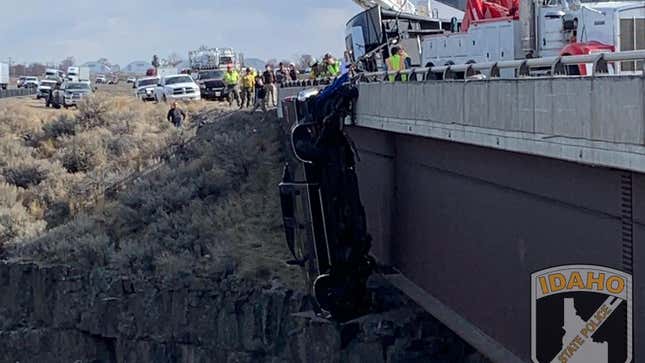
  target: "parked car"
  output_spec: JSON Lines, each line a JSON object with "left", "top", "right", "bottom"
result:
{"left": 37, "top": 79, "right": 57, "bottom": 99}
{"left": 49, "top": 81, "right": 93, "bottom": 109}
{"left": 154, "top": 74, "right": 200, "bottom": 102}
{"left": 134, "top": 76, "right": 159, "bottom": 102}
{"left": 95, "top": 74, "right": 107, "bottom": 84}
{"left": 127, "top": 77, "right": 136, "bottom": 84}
{"left": 66, "top": 67, "right": 80, "bottom": 82}
{"left": 23, "top": 76, "right": 39, "bottom": 88}
{"left": 195, "top": 69, "right": 228, "bottom": 101}
{"left": 17, "top": 76, "right": 27, "bottom": 88}
{"left": 43, "top": 68, "right": 64, "bottom": 83}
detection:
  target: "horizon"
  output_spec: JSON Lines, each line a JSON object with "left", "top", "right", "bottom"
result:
{"left": 1, "top": 0, "right": 362, "bottom": 67}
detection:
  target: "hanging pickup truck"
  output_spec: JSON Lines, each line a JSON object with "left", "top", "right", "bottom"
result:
{"left": 279, "top": 74, "right": 375, "bottom": 321}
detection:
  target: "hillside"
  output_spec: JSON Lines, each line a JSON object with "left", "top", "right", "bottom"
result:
{"left": 0, "top": 90, "right": 213, "bottom": 244}
{"left": 7, "top": 110, "right": 301, "bottom": 288}
{"left": 0, "top": 91, "right": 489, "bottom": 362}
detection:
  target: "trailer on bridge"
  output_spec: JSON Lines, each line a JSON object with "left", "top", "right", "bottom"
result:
{"left": 346, "top": 0, "right": 645, "bottom": 77}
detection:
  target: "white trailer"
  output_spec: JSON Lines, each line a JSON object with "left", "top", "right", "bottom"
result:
{"left": 156, "top": 67, "right": 178, "bottom": 78}
{"left": 0, "top": 63, "right": 9, "bottom": 90}
{"left": 66, "top": 67, "right": 80, "bottom": 82}
{"left": 78, "top": 67, "right": 90, "bottom": 83}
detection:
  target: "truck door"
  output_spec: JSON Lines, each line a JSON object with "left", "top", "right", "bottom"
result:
{"left": 538, "top": 6, "right": 568, "bottom": 57}
{"left": 618, "top": 9, "right": 645, "bottom": 72}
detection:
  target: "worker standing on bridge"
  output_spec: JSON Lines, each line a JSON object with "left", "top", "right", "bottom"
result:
{"left": 322, "top": 53, "right": 341, "bottom": 78}
{"left": 167, "top": 102, "right": 186, "bottom": 128}
{"left": 386, "top": 47, "right": 407, "bottom": 82}
{"left": 224, "top": 64, "right": 241, "bottom": 108}
{"left": 262, "top": 65, "right": 277, "bottom": 107}
{"left": 289, "top": 63, "right": 298, "bottom": 81}
{"left": 241, "top": 68, "right": 255, "bottom": 109}
{"left": 276, "top": 63, "right": 289, "bottom": 84}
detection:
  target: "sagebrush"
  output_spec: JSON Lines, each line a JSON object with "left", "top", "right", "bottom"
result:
{"left": 0, "top": 93, "right": 212, "bottom": 241}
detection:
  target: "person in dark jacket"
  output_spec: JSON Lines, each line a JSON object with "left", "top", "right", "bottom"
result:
{"left": 167, "top": 102, "right": 186, "bottom": 128}
{"left": 288, "top": 63, "right": 298, "bottom": 81}
{"left": 262, "top": 65, "right": 276, "bottom": 107}
{"left": 46, "top": 83, "right": 60, "bottom": 108}
{"left": 251, "top": 78, "right": 268, "bottom": 113}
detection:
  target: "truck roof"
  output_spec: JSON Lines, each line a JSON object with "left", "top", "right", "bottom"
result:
{"left": 587, "top": 1, "right": 645, "bottom": 9}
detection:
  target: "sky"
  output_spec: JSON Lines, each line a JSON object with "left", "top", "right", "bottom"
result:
{"left": 0, "top": 0, "right": 362, "bottom": 66}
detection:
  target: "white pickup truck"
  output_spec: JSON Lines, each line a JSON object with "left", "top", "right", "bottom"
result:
{"left": 154, "top": 74, "right": 201, "bottom": 102}
{"left": 134, "top": 76, "right": 159, "bottom": 102}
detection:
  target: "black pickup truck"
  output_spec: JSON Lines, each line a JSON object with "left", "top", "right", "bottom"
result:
{"left": 195, "top": 69, "right": 229, "bottom": 101}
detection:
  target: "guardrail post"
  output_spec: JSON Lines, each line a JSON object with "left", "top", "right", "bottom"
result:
{"left": 443, "top": 66, "right": 455, "bottom": 80}
{"left": 465, "top": 64, "right": 476, "bottom": 79}
{"left": 592, "top": 54, "right": 608, "bottom": 75}
{"left": 551, "top": 57, "right": 566, "bottom": 76}
{"left": 518, "top": 60, "right": 530, "bottom": 77}
{"left": 490, "top": 63, "right": 500, "bottom": 78}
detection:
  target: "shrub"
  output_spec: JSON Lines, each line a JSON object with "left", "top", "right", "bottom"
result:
{"left": 42, "top": 115, "right": 77, "bottom": 139}
{"left": 56, "top": 129, "right": 109, "bottom": 173}
{"left": 77, "top": 95, "right": 110, "bottom": 129}
{"left": 3, "top": 162, "right": 48, "bottom": 188}
{"left": 0, "top": 183, "right": 47, "bottom": 242}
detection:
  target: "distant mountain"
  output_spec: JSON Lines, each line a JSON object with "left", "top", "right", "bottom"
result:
{"left": 244, "top": 58, "right": 266, "bottom": 71}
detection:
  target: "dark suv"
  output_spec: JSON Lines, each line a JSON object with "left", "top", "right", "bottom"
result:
{"left": 196, "top": 69, "right": 228, "bottom": 101}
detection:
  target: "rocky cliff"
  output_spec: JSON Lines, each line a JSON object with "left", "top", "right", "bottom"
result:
{"left": 0, "top": 112, "right": 490, "bottom": 363}
{"left": 0, "top": 262, "right": 488, "bottom": 363}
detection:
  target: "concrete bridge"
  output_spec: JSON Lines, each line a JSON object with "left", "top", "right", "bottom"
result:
{"left": 279, "top": 72, "right": 645, "bottom": 362}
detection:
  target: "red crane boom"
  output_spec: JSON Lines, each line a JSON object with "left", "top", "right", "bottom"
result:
{"left": 462, "top": 0, "right": 520, "bottom": 32}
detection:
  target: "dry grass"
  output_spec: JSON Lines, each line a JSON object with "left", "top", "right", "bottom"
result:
{"left": 5, "top": 99, "right": 301, "bottom": 288}
{"left": 0, "top": 89, "right": 218, "bottom": 242}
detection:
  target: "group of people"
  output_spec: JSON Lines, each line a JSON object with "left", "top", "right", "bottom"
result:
{"left": 221, "top": 62, "right": 301, "bottom": 112}
{"left": 166, "top": 52, "right": 344, "bottom": 128}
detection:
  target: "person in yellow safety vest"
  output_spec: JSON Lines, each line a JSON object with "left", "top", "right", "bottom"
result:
{"left": 223, "top": 64, "right": 241, "bottom": 107}
{"left": 386, "top": 46, "right": 408, "bottom": 82}
{"left": 241, "top": 68, "right": 256, "bottom": 109}
{"left": 322, "top": 53, "right": 341, "bottom": 78}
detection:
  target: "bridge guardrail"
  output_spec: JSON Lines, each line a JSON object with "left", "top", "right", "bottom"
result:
{"left": 281, "top": 49, "right": 645, "bottom": 88}
{"left": 0, "top": 88, "right": 37, "bottom": 99}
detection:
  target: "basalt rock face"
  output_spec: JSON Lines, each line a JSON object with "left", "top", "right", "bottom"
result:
{"left": 0, "top": 262, "right": 489, "bottom": 363}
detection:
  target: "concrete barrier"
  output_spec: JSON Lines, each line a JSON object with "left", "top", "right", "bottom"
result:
{"left": 0, "top": 88, "right": 36, "bottom": 99}
{"left": 354, "top": 76, "right": 645, "bottom": 173}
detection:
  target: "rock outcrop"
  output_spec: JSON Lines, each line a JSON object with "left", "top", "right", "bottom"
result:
{"left": 0, "top": 262, "right": 488, "bottom": 363}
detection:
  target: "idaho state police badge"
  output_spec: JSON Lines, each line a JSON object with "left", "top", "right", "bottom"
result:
{"left": 531, "top": 265, "right": 632, "bottom": 363}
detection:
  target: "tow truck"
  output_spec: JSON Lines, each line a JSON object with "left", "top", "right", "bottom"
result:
{"left": 346, "top": 0, "right": 644, "bottom": 76}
